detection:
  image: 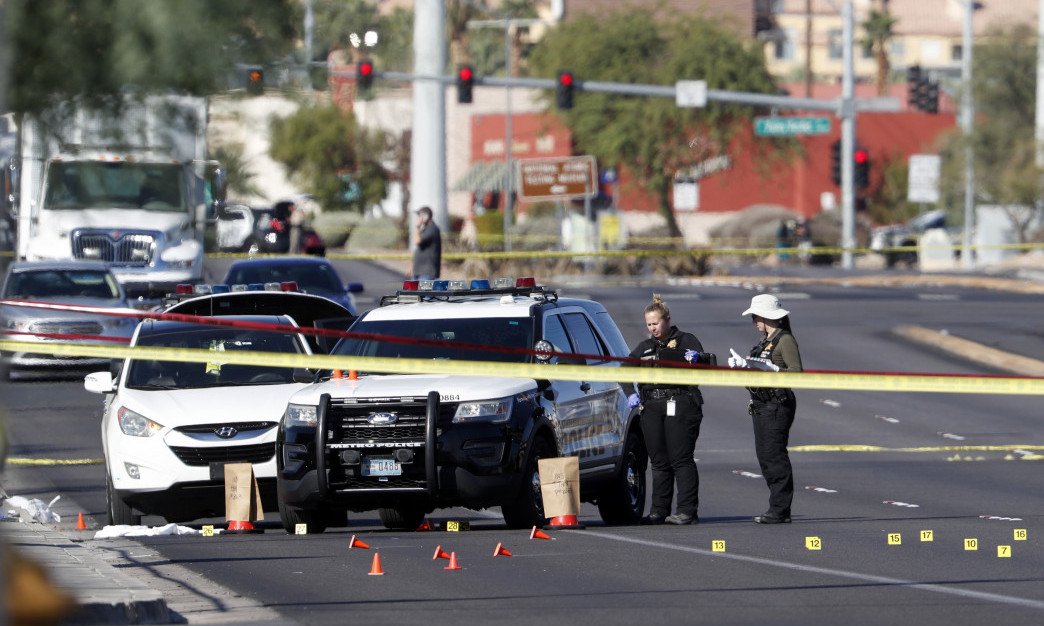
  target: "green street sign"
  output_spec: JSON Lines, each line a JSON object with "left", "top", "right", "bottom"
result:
{"left": 754, "top": 116, "right": 832, "bottom": 136}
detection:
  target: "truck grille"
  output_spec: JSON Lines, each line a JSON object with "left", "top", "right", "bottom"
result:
{"left": 72, "top": 230, "right": 156, "bottom": 266}
{"left": 169, "top": 442, "right": 275, "bottom": 467}
{"left": 29, "top": 321, "right": 104, "bottom": 336}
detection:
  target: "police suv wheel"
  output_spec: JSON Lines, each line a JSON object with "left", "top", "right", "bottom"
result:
{"left": 597, "top": 430, "right": 647, "bottom": 525}
{"left": 378, "top": 506, "right": 426, "bottom": 530}
{"left": 501, "top": 437, "right": 552, "bottom": 529}
{"left": 278, "top": 498, "right": 327, "bottom": 534}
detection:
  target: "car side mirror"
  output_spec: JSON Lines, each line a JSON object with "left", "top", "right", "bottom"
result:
{"left": 84, "top": 371, "right": 116, "bottom": 394}
{"left": 293, "top": 367, "right": 318, "bottom": 384}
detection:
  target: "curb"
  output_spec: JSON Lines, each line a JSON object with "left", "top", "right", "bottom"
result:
{"left": 5, "top": 521, "right": 171, "bottom": 625}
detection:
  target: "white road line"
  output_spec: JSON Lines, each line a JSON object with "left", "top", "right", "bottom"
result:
{"left": 579, "top": 529, "right": 1044, "bottom": 611}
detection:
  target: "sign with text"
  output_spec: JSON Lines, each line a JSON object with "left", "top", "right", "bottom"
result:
{"left": 517, "top": 156, "right": 598, "bottom": 200}
{"left": 675, "top": 80, "right": 707, "bottom": 108}
{"left": 754, "top": 116, "right": 831, "bottom": 136}
{"left": 907, "top": 154, "right": 941, "bottom": 204}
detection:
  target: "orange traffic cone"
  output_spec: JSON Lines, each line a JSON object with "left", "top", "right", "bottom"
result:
{"left": 349, "top": 535, "right": 370, "bottom": 549}
{"left": 226, "top": 520, "right": 263, "bottom": 534}
{"left": 348, "top": 370, "right": 358, "bottom": 380}
{"left": 332, "top": 369, "right": 343, "bottom": 379}
{"left": 368, "top": 552, "right": 384, "bottom": 576}
{"left": 493, "top": 542, "right": 512, "bottom": 557}
{"left": 530, "top": 525, "right": 551, "bottom": 540}
{"left": 416, "top": 519, "right": 432, "bottom": 531}
{"left": 433, "top": 545, "right": 451, "bottom": 560}
{"left": 443, "top": 551, "right": 462, "bottom": 570}
{"left": 548, "top": 514, "right": 585, "bottom": 530}
{"left": 76, "top": 512, "right": 86, "bottom": 530}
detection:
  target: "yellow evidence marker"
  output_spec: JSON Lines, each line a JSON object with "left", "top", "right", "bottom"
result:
{"left": 964, "top": 538, "right": 978, "bottom": 551}
{"left": 888, "top": 533, "right": 901, "bottom": 545}
{"left": 295, "top": 524, "right": 308, "bottom": 535}
{"left": 445, "top": 520, "right": 470, "bottom": 532}
{"left": 1014, "top": 529, "right": 1027, "bottom": 541}
{"left": 712, "top": 540, "right": 725, "bottom": 552}
{"left": 202, "top": 525, "right": 214, "bottom": 537}
{"left": 920, "top": 530, "right": 933, "bottom": 542}
{"left": 805, "top": 537, "right": 822, "bottom": 550}
{"left": 997, "top": 545, "right": 1011, "bottom": 558}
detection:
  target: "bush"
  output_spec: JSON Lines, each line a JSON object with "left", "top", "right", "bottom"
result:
{"left": 312, "top": 212, "right": 364, "bottom": 249}
{"left": 346, "top": 216, "right": 402, "bottom": 251}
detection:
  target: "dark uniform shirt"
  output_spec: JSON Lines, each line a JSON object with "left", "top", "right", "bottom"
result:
{"left": 628, "top": 326, "right": 704, "bottom": 399}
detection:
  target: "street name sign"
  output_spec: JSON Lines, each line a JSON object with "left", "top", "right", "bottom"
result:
{"left": 754, "top": 116, "right": 831, "bottom": 136}
{"left": 517, "top": 156, "right": 598, "bottom": 200}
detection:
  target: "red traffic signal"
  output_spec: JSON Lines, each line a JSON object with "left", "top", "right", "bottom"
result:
{"left": 854, "top": 148, "right": 868, "bottom": 164}
{"left": 357, "top": 59, "right": 374, "bottom": 90}
{"left": 457, "top": 65, "right": 474, "bottom": 104}
{"left": 556, "top": 70, "right": 575, "bottom": 109}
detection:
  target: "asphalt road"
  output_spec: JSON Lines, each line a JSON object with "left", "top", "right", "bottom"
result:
{"left": 2, "top": 257, "right": 1043, "bottom": 625}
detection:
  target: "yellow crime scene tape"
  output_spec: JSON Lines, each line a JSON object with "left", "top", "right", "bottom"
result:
{"left": 4, "top": 338, "right": 1044, "bottom": 396}
{"left": 7, "top": 457, "right": 103, "bottom": 465}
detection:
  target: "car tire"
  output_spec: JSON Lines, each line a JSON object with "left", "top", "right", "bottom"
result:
{"left": 377, "top": 506, "right": 426, "bottom": 530}
{"left": 501, "top": 436, "right": 553, "bottom": 529}
{"left": 597, "top": 429, "right": 647, "bottom": 525}
{"left": 278, "top": 498, "right": 327, "bottom": 534}
{"left": 106, "top": 472, "right": 141, "bottom": 526}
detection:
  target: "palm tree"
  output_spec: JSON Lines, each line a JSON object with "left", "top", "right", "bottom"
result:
{"left": 861, "top": 7, "right": 898, "bottom": 96}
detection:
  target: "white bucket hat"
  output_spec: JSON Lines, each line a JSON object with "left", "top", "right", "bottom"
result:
{"left": 742, "top": 294, "right": 790, "bottom": 320}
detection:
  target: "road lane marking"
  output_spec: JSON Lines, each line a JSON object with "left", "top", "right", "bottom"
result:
{"left": 580, "top": 530, "right": 1044, "bottom": 611}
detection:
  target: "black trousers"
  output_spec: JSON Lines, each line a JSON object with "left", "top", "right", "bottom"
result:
{"left": 751, "top": 397, "right": 796, "bottom": 516}
{"left": 640, "top": 394, "right": 703, "bottom": 517}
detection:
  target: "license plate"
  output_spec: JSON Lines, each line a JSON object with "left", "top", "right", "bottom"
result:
{"left": 362, "top": 458, "right": 401, "bottom": 477}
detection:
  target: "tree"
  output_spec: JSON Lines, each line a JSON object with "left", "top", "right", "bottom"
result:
{"left": 860, "top": 7, "right": 897, "bottom": 96}
{"left": 937, "top": 23, "right": 1042, "bottom": 242}
{"left": 527, "top": 9, "right": 780, "bottom": 236}
{"left": 268, "top": 101, "right": 389, "bottom": 213}
{"left": 4, "top": 0, "right": 298, "bottom": 114}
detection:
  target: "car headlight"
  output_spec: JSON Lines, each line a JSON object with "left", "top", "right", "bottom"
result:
{"left": 453, "top": 399, "right": 512, "bottom": 424}
{"left": 285, "top": 403, "right": 318, "bottom": 427}
{"left": 117, "top": 407, "right": 163, "bottom": 437}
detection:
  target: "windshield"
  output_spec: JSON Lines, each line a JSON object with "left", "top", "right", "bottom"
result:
{"left": 44, "top": 161, "right": 185, "bottom": 211}
{"left": 4, "top": 269, "right": 121, "bottom": 299}
{"left": 225, "top": 263, "right": 342, "bottom": 294}
{"left": 334, "top": 317, "right": 533, "bottom": 368}
{"left": 126, "top": 325, "right": 306, "bottom": 390}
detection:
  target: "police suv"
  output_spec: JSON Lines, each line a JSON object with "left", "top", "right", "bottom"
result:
{"left": 276, "top": 278, "right": 647, "bottom": 532}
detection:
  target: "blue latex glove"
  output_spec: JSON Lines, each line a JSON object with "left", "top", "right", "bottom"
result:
{"left": 684, "top": 349, "right": 699, "bottom": 363}
{"left": 627, "top": 393, "right": 641, "bottom": 408}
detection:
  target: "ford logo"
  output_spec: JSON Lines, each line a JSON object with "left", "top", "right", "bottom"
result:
{"left": 215, "top": 426, "right": 238, "bottom": 439}
{"left": 367, "top": 412, "right": 398, "bottom": 425}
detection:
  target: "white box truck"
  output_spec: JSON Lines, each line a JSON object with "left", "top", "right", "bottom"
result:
{"left": 3, "top": 95, "right": 226, "bottom": 296}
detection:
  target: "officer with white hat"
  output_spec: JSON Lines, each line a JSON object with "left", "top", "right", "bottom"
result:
{"left": 728, "top": 294, "right": 803, "bottom": 524}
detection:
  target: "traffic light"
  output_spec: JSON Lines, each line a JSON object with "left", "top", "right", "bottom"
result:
{"left": 246, "top": 66, "right": 264, "bottom": 95}
{"left": 357, "top": 59, "right": 374, "bottom": 91}
{"left": 556, "top": 70, "right": 574, "bottom": 110}
{"left": 830, "top": 139, "right": 842, "bottom": 186}
{"left": 924, "top": 81, "right": 939, "bottom": 114}
{"left": 906, "top": 65, "right": 921, "bottom": 109}
{"left": 457, "top": 65, "right": 474, "bottom": 104}
{"left": 854, "top": 146, "right": 870, "bottom": 190}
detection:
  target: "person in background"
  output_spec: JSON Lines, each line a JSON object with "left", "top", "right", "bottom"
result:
{"left": 728, "top": 294, "right": 803, "bottom": 524}
{"left": 626, "top": 294, "right": 706, "bottom": 525}
{"left": 408, "top": 206, "right": 441, "bottom": 280}
{"left": 288, "top": 201, "right": 305, "bottom": 254}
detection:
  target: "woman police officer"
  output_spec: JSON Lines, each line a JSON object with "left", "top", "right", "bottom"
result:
{"left": 728, "top": 294, "right": 803, "bottom": 524}
{"left": 626, "top": 294, "right": 707, "bottom": 525}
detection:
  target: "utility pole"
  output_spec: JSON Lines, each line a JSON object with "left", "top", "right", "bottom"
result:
{"left": 411, "top": 0, "right": 448, "bottom": 232}
{"left": 961, "top": 0, "right": 975, "bottom": 269}
{"left": 840, "top": 1, "right": 857, "bottom": 270}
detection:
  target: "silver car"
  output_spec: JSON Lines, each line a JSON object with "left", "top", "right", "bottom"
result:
{"left": 1, "top": 261, "right": 138, "bottom": 378}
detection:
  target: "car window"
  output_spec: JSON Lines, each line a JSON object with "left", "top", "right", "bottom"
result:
{"left": 225, "top": 263, "right": 340, "bottom": 293}
{"left": 126, "top": 325, "right": 305, "bottom": 389}
{"left": 562, "top": 312, "right": 608, "bottom": 364}
{"left": 5, "top": 269, "right": 119, "bottom": 299}
{"left": 335, "top": 317, "right": 532, "bottom": 367}
{"left": 541, "top": 314, "right": 574, "bottom": 363}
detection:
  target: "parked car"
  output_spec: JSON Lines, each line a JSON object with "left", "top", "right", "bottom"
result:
{"left": 83, "top": 284, "right": 357, "bottom": 525}
{"left": 275, "top": 278, "right": 647, "bottom": 533}
{"left": 221, "top": 257, "right": 363, "bottom": 316}
{"left": 1, "top": 261, "right": 138, "bottom": 379}
{"left": 215, "top": 202, "right": 326, "bottom": 256}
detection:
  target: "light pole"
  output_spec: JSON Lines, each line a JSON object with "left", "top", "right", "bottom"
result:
{"left": 468, "top": 18, "right": 545, "bottom": 253}
{"left": 961, "top": 0, "right": 976, "bottom": 269}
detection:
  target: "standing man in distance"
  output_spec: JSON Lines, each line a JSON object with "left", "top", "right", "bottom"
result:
{"left": 408, "top": 206, "right": 441, "bottom": 280}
